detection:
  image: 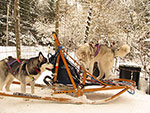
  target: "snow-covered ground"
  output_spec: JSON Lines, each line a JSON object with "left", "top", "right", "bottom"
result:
{"left": 0, "top": 46, "right": 150, "bottom": 113}
{"left": 0, "top": 71, "right": 150, "bottom": 113}
{"left": 0, "top": 91, "right": 150, "bottom": 113}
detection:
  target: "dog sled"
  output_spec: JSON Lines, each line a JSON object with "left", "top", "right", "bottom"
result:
{"left": 0, "top": 32, "right": 136, "bottom": 104}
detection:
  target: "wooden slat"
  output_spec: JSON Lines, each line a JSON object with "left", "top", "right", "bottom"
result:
{"left": 53, "top": 55, "right": 60, "bottom": 82}
{"left": 0, "top": 92, "right": 71, "bottom": 102}
{"left": 104, "top": 87, "right": 129, "bottom": 102}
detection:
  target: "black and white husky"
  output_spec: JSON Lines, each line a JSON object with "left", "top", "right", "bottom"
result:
{"left": 0, "top": 52, "right": 53, "bottom": 94}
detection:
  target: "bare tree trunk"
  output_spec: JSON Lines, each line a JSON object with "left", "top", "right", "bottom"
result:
{"left": 55, "top": 0, "right": 59, "bottom": 36}
{"left": 55, "top": 0, "right": 59, "bottom": 51}
{"left": 6, "top": 0, "right": 10, "bottom": 46}
{"left": 14, "top": 0, "right": 21, "bottom": 58}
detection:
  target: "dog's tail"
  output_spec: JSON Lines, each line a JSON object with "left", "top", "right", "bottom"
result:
{"left": 114, "top": 44, "right": 130, "bottom": 58}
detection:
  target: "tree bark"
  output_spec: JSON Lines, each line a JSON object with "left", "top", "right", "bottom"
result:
{"left": 55, "top": 0, "right": 59, "bottom": 51}
{"left": 6, "top": 0, "right": 10, "bottom": 46}
{"left": 14, "top": 0, "right": 21, "bottom": 58}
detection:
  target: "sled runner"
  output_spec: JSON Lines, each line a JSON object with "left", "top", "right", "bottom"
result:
{"left": 0, "top": 32, "right": 136, "bottom": 104}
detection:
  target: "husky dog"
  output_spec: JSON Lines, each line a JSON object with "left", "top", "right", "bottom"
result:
{"left": 0, "top": 52, "right": 53, "bottom": 94}
{"left": 76, "top": 43, "right": 130, "bottom": 79}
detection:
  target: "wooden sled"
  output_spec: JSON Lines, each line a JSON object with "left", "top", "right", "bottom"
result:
{"left": 0, "top": 32, "right": 136, "bottom": 104}
{"left": 43, "top": 32, "right": 136, "bottom": 103}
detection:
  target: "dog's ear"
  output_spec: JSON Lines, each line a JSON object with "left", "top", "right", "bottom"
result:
{"left": 39, "top": 52, "right": 44, "bottom": 62}
{"left": 89, "top": 43, "right": 95, "bottom": 54}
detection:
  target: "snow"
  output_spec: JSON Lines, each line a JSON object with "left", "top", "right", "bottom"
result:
{"left": 0, "top": 71, "right": 150, "bottom": 113}
{"left": 119, "top": 62, "right": 142, "bottom": 68}
{"left": 0, "top": 88, "right": 150, "bottom": 113}
{"left": 144, "top": 38, "right": 150, "bottom": 42}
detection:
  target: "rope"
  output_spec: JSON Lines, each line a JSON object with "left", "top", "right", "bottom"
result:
{"left": 90, "top": 79, "right": 136, "bottom": 95}
{"left": 55, "top": 46, "right": 63, "bottom": 55}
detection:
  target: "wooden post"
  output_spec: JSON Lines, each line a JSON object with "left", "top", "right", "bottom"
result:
{"left": 6, "top": 0, "right": 10, "bottom": 46}
{"left": 14, "top": 0, "right": 21, "bottom": 58}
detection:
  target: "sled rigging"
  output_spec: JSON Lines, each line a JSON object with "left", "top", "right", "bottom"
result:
{"left": 0, "top": 32, "right": 136, "bottom": 104}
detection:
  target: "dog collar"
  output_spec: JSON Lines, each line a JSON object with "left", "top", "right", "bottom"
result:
{"left": 29, "top": 74, "right": 35, "bottom": 81}
{"left": 94, "top": 44, "right": 100, "bottom": 57}
{"left": 30, "top": 68, "right": 41, "bottom": 81}
{"left": 33, "top": 67, "right": 40, "bottom": 74}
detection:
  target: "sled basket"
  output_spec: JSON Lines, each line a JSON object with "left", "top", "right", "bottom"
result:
{"left": 47, "top": 51, "right": 80, "bottom": 86}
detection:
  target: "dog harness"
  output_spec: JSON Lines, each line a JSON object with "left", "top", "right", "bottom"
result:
{"left": 7, "top": 58, "right": 40, "bottom": 81}
{"left": 94, "top": 44, "right": 101, "bottom": 57}
{"left": 7, "top": 58, "right": 21, "bottom": 75}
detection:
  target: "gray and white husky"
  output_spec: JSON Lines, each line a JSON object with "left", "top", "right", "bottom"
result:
{"left": 76, "top": 43, "right": 130, "bottom": 80}
{"left": 0, "top": 52, "right": 53, "bottom": 94}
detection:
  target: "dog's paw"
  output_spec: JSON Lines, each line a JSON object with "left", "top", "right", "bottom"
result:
{"left": 0, "top": 96, "right": 4, "bottom": 99}
{"left": 6, "top": 89, "right": 11, "bottom": 92}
